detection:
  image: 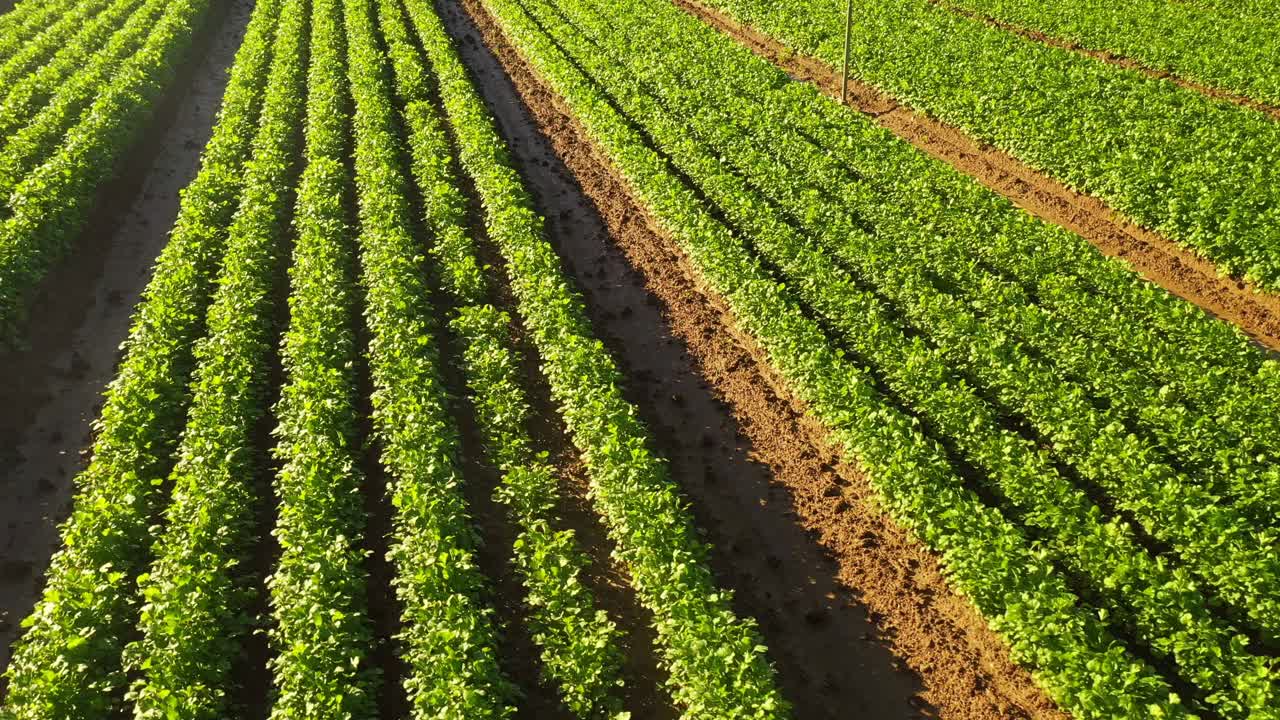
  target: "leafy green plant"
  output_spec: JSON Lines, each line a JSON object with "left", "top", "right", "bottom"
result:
{"left": 0, "top": 0, "right": 213, "bottom": 337}
{"left": 516, "top": 0, "right": 1280, "bottom": 712}
{"left": 401, "top": 0, "right": 789, "bottom": 715}
{"left": 374, "top": 0, "right": 625, "bottom": 715}
{"left": 698, "top": 0, "right": 1280, "bottom": 289}
{"left": 343, "top": 0, "right": 515, "bottom": 715}
{"left": 0, "top": 0, "right": 147, "bottom": 149}
{"left": 121, "top": 0, "right": 309, "bottom": 715}
{"left": 0, "top": 0, "right": 172, "bottom": 197}
{"left": 474, "top": 0, "right": 1193, "bottom": 715}
{"left": 934, "top": 0, "right": 1280, "bottom": 105}
{"left": 0, "top": 0, "right": 120, "bottom": 98}
{"left": 1, "top": 0, "right": 287, "bottom": 715}
{"left": 612, "top": 6, "right": 1280, "bottom": 527}
{"left": 452, "top": 307, "right": 628, "bottom": 719}
{"left": 0, "top": 0, "right": 84, "bottom": 66}
{"left": 263, "top": 0, "right": 380, "bottom": 716}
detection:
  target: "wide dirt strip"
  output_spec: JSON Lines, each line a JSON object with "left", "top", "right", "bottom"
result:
{"left": 448, "top": 0, "right": 1067, "bottom": 716}
{"left": 675, "top": 0, "right": 1280, "bottom": 354}
{"left": 0, "top": 0, "right": 255, "bottom": 679}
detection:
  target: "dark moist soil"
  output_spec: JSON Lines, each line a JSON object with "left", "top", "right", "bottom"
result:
{"left": 675, "top": 0, "right": 1280, "bottom": 355}
{"left": 0, "top": 0, "right": 255, "bottom": 676}
{"left": 228, "top": 245, "right": 293, "bottom": 720}
{"left": 429, "top": 0, "right": 680, "bottom": 708}
{"left": 441, "top": 0, "right": 1066, "bottom": 717}
{"left": 926, "top": 0, "right": 1280, "bottom": 122}
{"left": 460, "top": 182, "right": 684, "bottom": 717}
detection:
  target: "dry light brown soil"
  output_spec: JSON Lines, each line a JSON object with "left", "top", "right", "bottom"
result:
{"left": 447, "top": 0, "right": 1070, "bottom": 716}
{"left": 5, "top": 0, "right": 1278, "bottom": 716}
{"left": 677, "top": 0, "right": 1280, "bottom": 355}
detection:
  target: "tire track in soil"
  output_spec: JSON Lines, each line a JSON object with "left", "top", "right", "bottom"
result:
{"left": 675, "top": 0, "right": 1280, "bottom": 355}
{"left": 443, "top": 0, "right": 1067, "bottom": 717}
{"left": 0, "top": 0, "right": 255, "bottom": 679}
{"left": 926, "top": 0, "right": 1280, "bottom": 122}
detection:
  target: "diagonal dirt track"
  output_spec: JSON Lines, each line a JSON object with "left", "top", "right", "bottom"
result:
{"left": 675, "top": 0, "right": 1280, "bottom": 355}
{"left": 925, "top": 0, "right": 1280, "bottom": 122}
{"left": 447, "top": 0, "right": 1069, "bottom": 715}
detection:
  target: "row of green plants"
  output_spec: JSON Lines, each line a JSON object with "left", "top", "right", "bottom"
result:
{"left": 935, "top": 0, "right": 1280, "bottom": 105}
{"left": 545, "top": 0, "right": 1280, "bottom": 630}
{"left": 0, "top": 0, "right": 170, "bottom": 191}
{"left": 677, "top": 34, "right": 1280, "bottom": 527}
{"left": 0, "top": 0, "right": 211, "bottom": 337}
{"left": 725, "top": 56, "right": 1280, "bottom": 443}
{"left": 123, "top": 0, "right": 309, "bottom": 714}
{"left": 451, "top": 306, "right": 628, "bottom": 719}
{"left": 583, "top": 18, "right": 1280, "bottom": 648}
{"left": 455, "top": 0, "right": 1280, "bottom": 547}
{"left": 1200, "top": 0, "right": 1280, "bottom": 15}
{"left": 0, "top": 0, "right": 117, "bottom": 96}
{"left": 557, "top": 0, "right": 1280, "bottom": 672}
{"left": 402, "top": 0, "right": 790, "bottom": 715}
{"left": 6, "top": 0, "right": 783, "bottom": 716}
{"left": 0, "top": 0, "right": 81, "bottom": 64}
{"left": 516, "top": 0, "right": 1278, "bottom": 713}
{"left": 264, "top": 0, "right": 381, "bottom": 715}
{"left": 5, "top": 0, "right": 773, "bottom": 715}
{"left": 693, "top": 0, "right": 1280, "bottom": 291}
{"left": 342, "top": 0, "right": 515, "bottom": 714}
{"left": 476, "top": 0, "right": 1195, "bottom": 715}
{"left": 374, "top": 0, "right": 626, "bottom": 715}
{"left": 614, "top": 0, "right": 1280, "bottom": 519}
{"left": 0, "top": 0, "right": 146, "bottom": 145}
{"left": 572, "top": 0, "right": 1280, "bottom": 636}
{"left": 1, "top": 0, "right": 287, "bottom": 713}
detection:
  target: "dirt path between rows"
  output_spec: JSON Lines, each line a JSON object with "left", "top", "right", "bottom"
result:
{"left": 0, "top": 0, "right": 254, "bottom": 677}
{"left": 926, "top": 0, "right": 1280, "bottom": 122}
{"left": 446, "top": 0, "right": 1067, "bottom": 716}
{"left": 676, "top": 0, "right": 1280, "bottom": 355}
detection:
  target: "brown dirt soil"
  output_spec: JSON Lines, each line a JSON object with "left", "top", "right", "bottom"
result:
{"left": 676, "top": 0, "right": 1280, "bottom": 355}
{"left": 445, "top": 0, "right": 1069, "bottom": 717}
{"left": 927, "top": 0, "right": 1280, "bottom": 122}
{"left": 0, "top": 0, "right": 254, "bottom": 677}
{"left": 446, "top": 342, "right": 578, "bottom": 720}
{"left": 415, "top": 41, "right": 679, "bottom": 711}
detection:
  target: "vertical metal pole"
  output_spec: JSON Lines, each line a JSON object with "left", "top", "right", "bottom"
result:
{"left": 841, "top": 0, "right": 852, "bottom": 104}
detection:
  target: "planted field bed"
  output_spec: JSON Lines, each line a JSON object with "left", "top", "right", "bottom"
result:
{"left": 690, "top": 0, "right": 1280, "bottom": 291}
{"left": 929, "top": 0, "right": 1280, "bottom": 113}
{"left": 0, "top": 0, "right": 1278, "bottom": 718}
{"left": 0, "top": 0, "right": 223, "bottom": 337}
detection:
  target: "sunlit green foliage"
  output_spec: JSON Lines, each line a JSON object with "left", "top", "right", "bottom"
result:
{"left": 1, "top": 0, "right": 285, "bottom": 714}
{"left": 123, "top": 0, "right": 308, "bottom": 714}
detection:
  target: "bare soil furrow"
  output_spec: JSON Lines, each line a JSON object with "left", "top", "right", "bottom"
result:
{"left": 676, "top": 0, "right": 1280, "bottom": 354}
{"left": 449, "top": 0, "right": 1069, "bottom": 716}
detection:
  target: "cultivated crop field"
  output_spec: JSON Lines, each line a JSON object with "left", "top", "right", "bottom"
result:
{"left": 0, "top": 0, "right": 1276, "bottom": 717}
